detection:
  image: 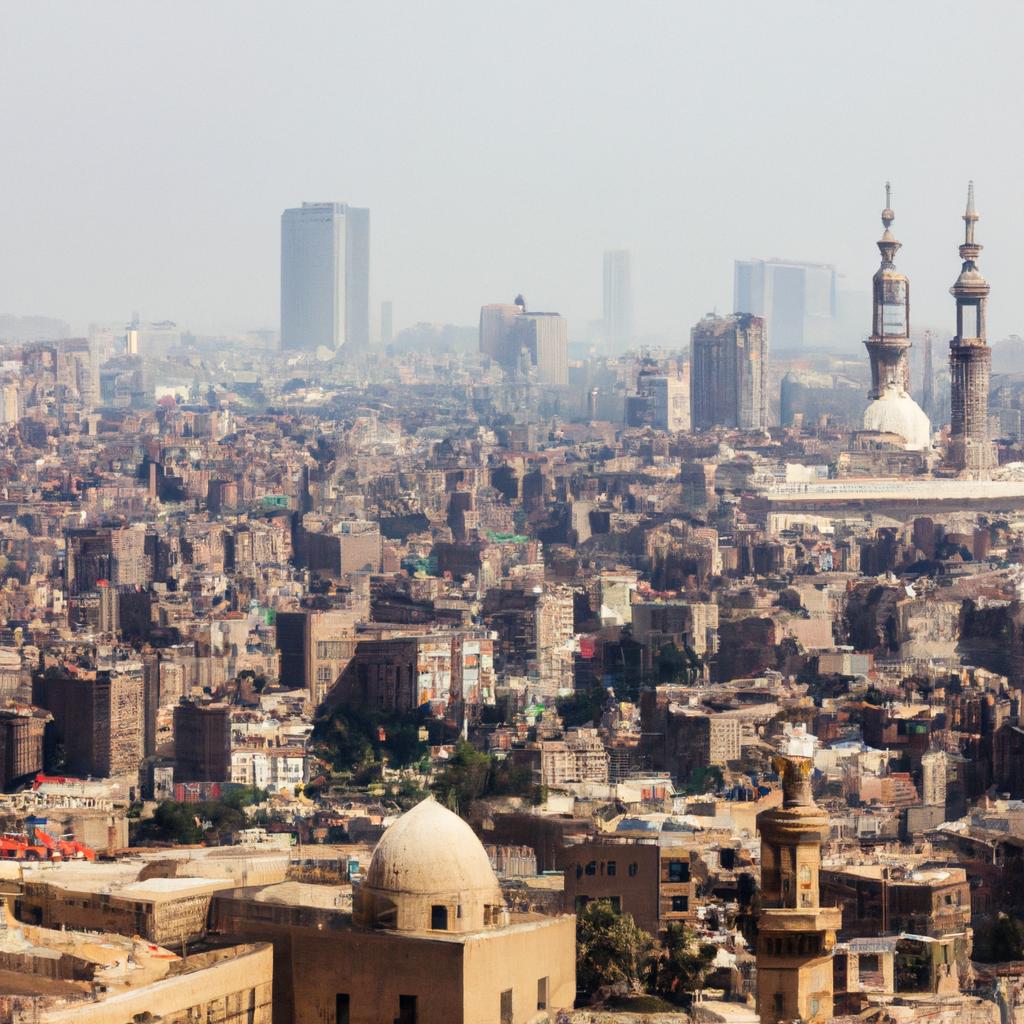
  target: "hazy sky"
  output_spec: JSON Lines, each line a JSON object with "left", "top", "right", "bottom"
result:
{"left": 3, "top": 1, "right": 1024, "bottom": 344}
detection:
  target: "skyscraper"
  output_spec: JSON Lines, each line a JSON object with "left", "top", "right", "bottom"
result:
{"left": 689, "top": 313, "right": 768, "bottom": 431}
{"left": 922, "top": 330, "right": 935, "bottom": 422}
{"left": 603, "top": 249, "right": 633, "bottom": 350}
{"left": 734, "top": 258, "right": 837, "bottom": 350}
{"left": 479, "top": 301, "right": 522, "bottom": 365}
{"left": 280, "top": 202, "right": 370, "bottom": 351}
{"left": 478, "top": 297, "right": 568, "bottom": 386}
{"left": 948, "top": 182, "right": 996, "bottom": 477}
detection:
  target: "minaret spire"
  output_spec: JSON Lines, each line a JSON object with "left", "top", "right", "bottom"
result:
{"left": 948, "top": 181, "right": 995, "bottom": 477}
{"left": 963, "top": 180, "right": 978, "bottom": 248}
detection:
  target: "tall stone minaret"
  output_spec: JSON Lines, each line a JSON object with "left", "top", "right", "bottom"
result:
{"left": 865, "top": 182, "right": 912, "bottom": 399}
{"left": 755, "top": 756, "right": 840, "bottom": 1024}
{"left": 948, "top": 182, "right": 997, "bottom": 477}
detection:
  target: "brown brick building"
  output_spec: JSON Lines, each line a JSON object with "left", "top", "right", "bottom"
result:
{"left": 559, "top": 837, "right": 696, "bottom": 935}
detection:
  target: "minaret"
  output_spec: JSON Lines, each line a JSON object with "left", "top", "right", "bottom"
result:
{"left": 755, "top": 756, "right": 840, "bottom": 1024}
{"left": 864, "top": 182, "right": 911, "bottom": 398}
{"left": 949, "top": 182, "right": 997, "bottom": 476}
{"left": 861, "top": 184, "right": 931, "bottom": 450}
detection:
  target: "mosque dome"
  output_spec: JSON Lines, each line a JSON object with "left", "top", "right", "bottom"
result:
{"left": 862, "top": 386, "right": 932, "bottom": 451}
{"left": 355, "top": 797, "right": 505, "bottom": 933}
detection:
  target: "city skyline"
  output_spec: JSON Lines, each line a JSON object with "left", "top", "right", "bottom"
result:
{"left": 2, "top": 3, "right": 1024, "bottom": 342}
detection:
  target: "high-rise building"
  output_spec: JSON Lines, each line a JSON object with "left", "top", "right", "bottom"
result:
{"left": 478, "top": 297, "right": 568, "bottom": 386}
{"left": 689, "top": 313, "right": 768, "bottom": 431}
{"left": 32, "top": 670, "right": 144, "bottom": 779}
{"left": 479, "top": 302, "right": 522, "bottom": 364}
{"left": 625, "top": 363, "right": 690, "bottom": 432}
{"left": 603, "top": 249, "right": 633, "bottom": 350}
{"left": 512, "top": 312, "right": 568, "bottom": 387}
{"left": 280, "top": 202, "right": 370, "bottom": 351}
{"left": 173, "top": 700, "right": 232, "bottom": 783}
{"left": 922, "top": 330, "right": 935, "bottom": 421}
{"left": 734, "top": 258, "right": 837, "bottom": 350}
{"left": 948, "top": 182, "right": 997, "bottom": 477}
{"left": 861, "top": 184, "right": 931, "bottom": 450}
{"left": 755, "top": 756, "right": 840, "bottom": 1024}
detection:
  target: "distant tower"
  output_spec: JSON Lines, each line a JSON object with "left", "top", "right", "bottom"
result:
{"left": 281, "top": 202, "right": 370, "bottom": 351}
{"left": 755, "top": 756, "right": 840, "bottom": 1024}
{"left": 690, "top": 313, "right": 768, "bottom": 431}
{"left": 603, "top": 250, "right": 633, "bottom": 350}
{"left": 861, "top": 183, "right": 930, "bottom": 450}
{"left": 948, "top": 182, "right": 997, "bottom": 476}
{"left": 865, "top": 183, "right": 911, "bottom": 397}
{"left": 922, "top": 330, "right": 935, "bottom": 421}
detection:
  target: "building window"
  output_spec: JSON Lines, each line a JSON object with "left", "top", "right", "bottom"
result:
{"left": 810, "top": 997, "right": 820, "bottom": 1016}
{"left": 773, "top": 993, "right": 784, "bottom": 1014}
{"left": 430, "top": 904, "right": 448, "bottom": 930}
{"left": 671, "top": 895, "right": 689, "bottom": 912}
{"left": 628, "top": 862, "right": 638, "bottom": 877}
{"left": 336, "top": 994, "right": 350, "bottom": 1024}
{"left": 606, "top": 860, "right": 617, "bottom": 877}
{"left": 585, "top": 860, "right": 597, "bottom": 876}
{"left": 398, "top": 995, "right": 417, "bottom": 1024}
{"left": 537, "top": 977, "right": 549, "bottom": 1011}
{"left": 500, "top": 989, "right": 513, "bottom": 1024}
{"left": 668, "top": 859, "right": 689, "bottom": 883}
{"left": 859, "top": 953, "right": 880, "bottom": 981}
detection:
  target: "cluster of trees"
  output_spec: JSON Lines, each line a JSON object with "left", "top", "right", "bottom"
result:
{"left": 431, "top": 741, "right": 544, "bottom": 813}
{"left": 974, "top": 913, "right": 1024, "bottom": 962}
{"left": 312, "top": 705, "right": 430, "bottom": 776}
{"left": 133, "top": 787, "right": 268, "bottom": 845}
{"left": 576, "top": 901, "right": 717, "bottom": 1005}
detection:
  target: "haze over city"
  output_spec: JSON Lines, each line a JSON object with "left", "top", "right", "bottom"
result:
{"left": 4, "top": 0, "right": 1024, "bottom": 340}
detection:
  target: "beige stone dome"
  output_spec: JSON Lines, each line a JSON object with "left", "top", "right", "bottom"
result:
{"left": 356, "top": 797, "right": 505, "bottom": 933}
{"left": 863, "top": 385, "right": 932, "bottom": 451}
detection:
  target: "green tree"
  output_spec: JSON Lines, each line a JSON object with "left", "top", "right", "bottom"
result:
{"left": 647, "top": 923, "right": 717, "bottom": 1004}
{"left": 974, "top": 914, "right": 1024, "bottom": 962}
{"left": 432, "top": 741, "right": 492, "bottom": 813}
{"left": 576, "top": 900, "right": 656, "bottom": 996}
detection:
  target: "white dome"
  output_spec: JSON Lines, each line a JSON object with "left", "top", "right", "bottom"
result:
{"left": 356, "top": 797, "right": 505, "bottom": 933}
{"left": 862, "top": 387, "right": 932, "bottom": 451}
{"left": 364, "top": 797, "right": 500, "bottom": 897}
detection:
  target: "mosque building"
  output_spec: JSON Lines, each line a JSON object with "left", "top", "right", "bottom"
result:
{"left": 212, "top": 796, "right": 576, "bottom": 1024}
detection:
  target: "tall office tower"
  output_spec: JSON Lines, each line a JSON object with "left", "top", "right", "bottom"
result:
{"left": 280, "top": 202, "right": 370, "bottom": 351}
{"left": 32, "top": 670, "right": 144, "bottom": 779}
{"left": 479, "top": 301, "right": 522, "bottom": 364}
{"left": 479, "top": 297, "right": 568, "bottom": 386}
{"left": 755, "top": 756, "right": 840, "bottom": 1024}
{"left": 380, "top": 300, "right": 393, "bottom": 345}
{"left": 603, "top": 249, "right": 633, "bottom": 350}
{"left": 921, "top": 330, "right": 935, "bottom": 421}
{"left": 689, "top": 313, "right": 768, "bottom": 430}
{"left": 948, "top": 183, "right": 997, "bottom": 477}
{"left": 65, "top": 527, "right": 113, "bottom": 596}
{"left": 861, "top": 184, "right": 931, "bottom": 450}
{"left": 734, "top": 258, "right": 837, "bottom": 350}
{"left": 173, "top": 700, "right": 232, "bottom": 783}
{"left": 512, "top": 312, "right": 568, "bottom": 386}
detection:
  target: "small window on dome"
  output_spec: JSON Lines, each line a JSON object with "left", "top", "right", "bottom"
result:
{"left": 431, "top": 904, "right": 448, "bottom": 930}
